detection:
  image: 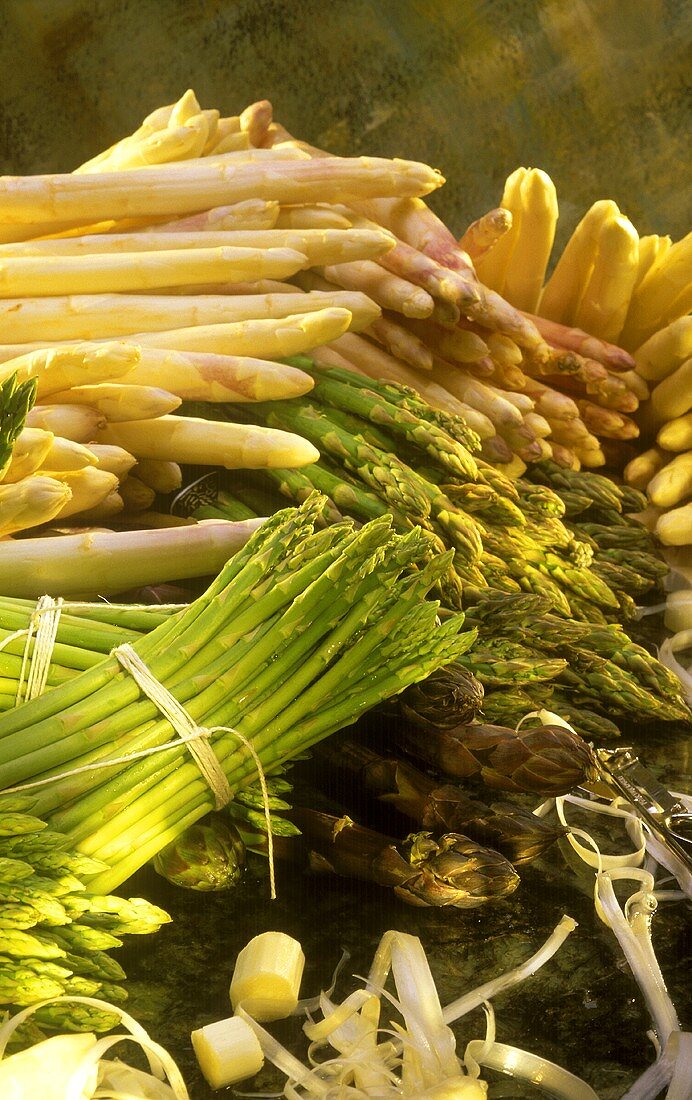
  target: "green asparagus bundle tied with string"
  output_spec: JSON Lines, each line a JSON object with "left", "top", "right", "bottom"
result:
{"left": 0, "top": 803, "right": 169, "bottom": 1038}
{"left": 0, "top": 495, "right": 476, "bottom": 894}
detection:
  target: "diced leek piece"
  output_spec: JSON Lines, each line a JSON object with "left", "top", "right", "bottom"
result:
{"left": 230, "top": 931, "right": 305, "bottom": 1021}
{"left": 191, "top": 1014, "right": 263, "bottom": 1089}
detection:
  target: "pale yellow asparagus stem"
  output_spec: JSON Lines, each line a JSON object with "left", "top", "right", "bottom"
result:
{"left": 126, "top": 307, "right": 354, "bottom": 359}
{"left": 658, "top": 413, "right": 692, "bottom": 453}
{"left": 0, "top": 342, "right": 141, "bottom": 396}
{"left": 486, "top": 359, "right": 528, "bottom": 391}
{"left": 74, "top": 91, "right": 195, "bottom": 173}
{"left": 276, "top": 205, "right": 354, "bottom": 230}
{"left": 134, "top": 458, "right": 183, "bottom": 493}
{"left": 240, "top": 99, "right": 274, "bottom": 147}
{"left": 430, "top": 365, "right": 523, "bottom": 427}
{"left": 620, "top": 370, "right": 650, "bottom": 401}
{"left": 485, "top": 384, "right": 533, "bottom": 414}
{"left": 475, "top": 169, "right": 526, "bottom": 292}
{"left": 121, "top": 347, "right": 313, "bottom": 403}
{"left": 0, "top": 475, "right": 72, "bottom": 536}
{"left": 53, "top": 468, "right": 119, "bottom": 519}
{"left": 39, "top": 436, "right": 98, "bottom": 474}
{"left": 578, "top": 402, "right": 640, "bottom": 440}
{"left": 0, "top": 245, "right": 309, "bottom": 296}
{"left": 573, "top": 443, "right": 606, "bottom": 468}
{"left": 458, "top": 207, "right": 513, "bottom": 263}
{"left": 0, "top": 427, "right": 54, "bottom": 484}
{"left": 500, "top": 169, "right": 559, "bottom": 313}
{"left": 403, "top": 319, "right": 489, "bottom": 364}
{"left": 159, "top": 279, "right": 305, "bottom": 295}
{"left": 486, "top": 331, "right": 523, "bottom": 367}
{"left": 634, "top": 234, "right": 671, "bottom": 290}
{"left": 316, "top": 260, "right": 434, "bottom": 318}
{"left": 0, "top": 155, "right": 444, "bottom": 232}
{"left": 323, "top": 332, "right": 470, "bottom": 417}
{"left": 0, "top": 520, "right": 264, "bottom": 598}
{"left": 25, "top": 404, "right": 106, "bottom": 442}
{"left": 377, "top": 237, "right": 480, "bottom": 309}
{"left": 69, "top": 491, "right": 124, "bottom": 523}
{"left": 620, "top": 232, "right": 692, "bottom": 348}
{"left": 494, "top": 454, "right": 528, "bottom": 478}
{"left": 0, "top": 228, "right": 392, "bottom": 266}
{"left": 204, "top": 130, "right": 251, "bottom": 155}
{"left": 521, "top": 377, "right": 580, "bottom": 420}
{"left": 119, "top": 475, "right": 157, "bottom": 512}
{"left": 81, "top": 114, "right": 214, "bottom": 173}
{"left": 539, "top": 199, "right": 620, "bottom": 323}
{"left": 138, "top": 200, "right": 281, "bottom": 233}
{"left": 573, "top": 212, "right": 639, "bottom": 342}
{"left": 523, "top": 411, "right": 552, "bottom": 438}
{"left": 656, "top": 502, "right": 692, "bottom": 546}
{"left": 366, "top": 315, "right": 433, "bottom": 370}
{"left": 202, "top": 114, "right": 241, "bottom": 152}
{"left": 85, "top": 443, "right": 137, "bottom": 478}
{"left": 453, "top": 404, "right": 497, "bottom": 440}
{"left": 0, "top": 290, "right": 377, "bottom": 344}
{"left": 47, "top": 382, "right": 182, "bottom": 422}
{"left": 634, "top": 316, "right": 692, "bottom": 382}
{"left": 649, "top": 359, "right": 692, "bottom": 423}
{"left": 647, "top": 451, "right": 692, "bottom": 509}
{"left": 97, "top": 415, "right": 320, "bottom": 469}
{"left": 550, "top": 444, "right": 581, "bottom": 470}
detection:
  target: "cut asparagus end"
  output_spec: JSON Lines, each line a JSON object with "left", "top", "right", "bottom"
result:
{"left": 230, "top": 931, "right": 305, "bottom": 1021}
{"left": 191, "top": 1014, "right": 263, "bottom": 1089}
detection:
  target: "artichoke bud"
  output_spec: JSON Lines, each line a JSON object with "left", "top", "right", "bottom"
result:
{"left": 153, "top": 815, "right": 245, "bottom": 892}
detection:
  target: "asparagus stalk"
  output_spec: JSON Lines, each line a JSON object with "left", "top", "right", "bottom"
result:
{"left": 283, "top": 807, "right": 520, "bottom": 908}
{"left": 313, "top": 736, "right": 564, "bottom": 865}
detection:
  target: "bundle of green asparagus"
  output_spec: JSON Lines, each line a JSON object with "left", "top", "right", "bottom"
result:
{"left": 0, "top": 804, "right": 169, "bottom": 1039}
{"left": 178, "top": 361, "right": 688, "bottom": 730}
{"left": 0, "top": 496, "right": 476, "bottom": 894}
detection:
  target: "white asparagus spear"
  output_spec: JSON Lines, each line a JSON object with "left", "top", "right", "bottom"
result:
{"left": 134, "top": 458, "right": 183, "bottom": 493}
{"left": 116, "top": 307, "right": 354, "bottom": 359}
{"left": 96, "top": 415, "right": 320, "bottom": 469}
{"left": 315, "top": 260, "right": 434, "bottom": 318}
{"left": 122, "top": 347, "right": 315, "bottom": 402}
{"left": 0, "top": 519, "right": 264, "bottom": 598}
{"left": 53, "top": 468, "right": 119, "bottom": 519}
{"left": 0, "top": 245, "right": 309, "bottom": 296}
{"left": 0, "top": 227, "right": 394, "bottom": 266}
{"left": 0, "top": 289, "right": 378, "bottom": 344}
{"left": 0, "top": 428, "right": 55, "bottom": 484}
{"left": 0, "top": 155, "right": 444, "bottom": 232}
{"left": 25, "top": 404, "right": 106, "bottom": 442}
{"left": 47, "top": 382, "right": 182, "bottom": 422}
{"left": 84, "top": 443, "right": 137, "bottom": 478}
{"left": 39, "top": 436, "right": 99, "bottom": 474}
{"left": 0, "top": 475, "right": 72, "bottom": 536}
{"left": 135, "top": 200, "right": 280, "bottom": 232}
{"left": 0, "top": 342, "right": 141, "bottom": 395}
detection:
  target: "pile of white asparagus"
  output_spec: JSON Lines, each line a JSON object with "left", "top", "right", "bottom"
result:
{"left": 0, "top": 89, "right": 689, "bottom": 565}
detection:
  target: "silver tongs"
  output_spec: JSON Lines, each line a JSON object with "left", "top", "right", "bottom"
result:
{"left": 588, "top": 746, "right": 692, "bottom": 874}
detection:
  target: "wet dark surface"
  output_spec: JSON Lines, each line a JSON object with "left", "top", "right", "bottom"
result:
{"left": 119, "top": 721, "right": 691, "bottom": 1098}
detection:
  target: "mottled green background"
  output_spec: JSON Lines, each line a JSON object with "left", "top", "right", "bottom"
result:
{"left": 1, "top": 0, "right": 690, "bottom": 245}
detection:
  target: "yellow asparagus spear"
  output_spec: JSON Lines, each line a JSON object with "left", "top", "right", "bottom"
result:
{"left": 39, "top": 436, "right": 99, "bottom": 474}
{"left": 501, "top": 169, "right": 559, "bottom": 314}
{"left": 119, "top": 475, "right": 157, "bottom": 513}
{"left": 0, "top": 475, "right": 72, "bottom": 536}
{"left": 0, "top": 227, "right": 394, "bottom": 266}
{"left": 658, "top": 413, "right": 692, "bottom": 453}
{"left": 0, "top": 245, "right": 309, "bottom": 296}
{"left": 573, "top": 212, "right": 639, "bottom": 342}
{"left": 656, "top": 502, "right": 692, "bottom": 546}
{"left": 458, "top": 207, "right": 513, "bottom": 263}
{"left": 539, "top": 200, "right": 620, "bottom": 323}
{"left": 25, "top": 404, "right": 106, "bottom": 443}
{"left": 96, "top": 415, "right": 320, "bottom": 469}
{"left": 134, "top": 458, "right": 183, "bottom": 493}
{"left": 620, "top": 231, "right": 692, "bottom": 348}
{"left": 650, "top": 358, "right": 692, "bottom": 423}
{"left": 121, "top": 347, "right": 315, "bottom": 403}
{"left": 85, "top": 443, "right": 137, "bottom": 478}
{"left": 53, "top": 468, "right": 119, "bottom": 519}
{"left": 634, "top": 234, "right": 671, "bottom": 290}
{"left": 124, "top": 307, "right": 354, "bottom": 359}
{"left": 0, "top": 520, "right": 264, "bottom": 598}
{"left": 647, "top": 451, "right": 692, "bottom": 509}
{"left": 475, "top": 168, "right": 526, "bottom": 292}
{"left": 0, "top": 342, "right": 140, "bottom": 396}
{"left": 0, "top": 428, "right": 54, "bottom": 484}
{"left": 0, "top": 289, "right": 378, "bottom": 344}
{"left": 0, "top": 155, "right": 444, "bottom": 234}
{"left": 634, "top": 316, "right": 692, "bottom": 382}
{"left": 47, "top": 383, "right": 181, "bottom": 422}
{"left": 317, "top": 261, "right": 435, "bottom": 318}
